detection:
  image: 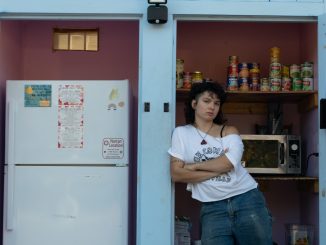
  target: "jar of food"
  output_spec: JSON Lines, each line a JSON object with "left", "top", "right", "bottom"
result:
{"left": 192, "top": 71, "right": 203, "bottom": 83}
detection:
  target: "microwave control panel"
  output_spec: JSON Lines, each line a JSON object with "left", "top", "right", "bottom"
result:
{"left": 287, "top": 139, "right": 301, "bottom": 174}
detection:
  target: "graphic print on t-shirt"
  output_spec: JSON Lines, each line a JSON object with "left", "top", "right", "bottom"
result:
{"left": 193, "top": 146, "right": 231, "bottom": 183}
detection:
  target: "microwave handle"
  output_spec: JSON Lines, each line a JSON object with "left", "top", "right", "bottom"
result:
{"left": 280, "top": 143, "right": 284, "bottom": 165}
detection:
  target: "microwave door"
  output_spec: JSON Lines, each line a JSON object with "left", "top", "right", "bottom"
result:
{"left": 279, "top": 142, "right": 287, "bottom": 174}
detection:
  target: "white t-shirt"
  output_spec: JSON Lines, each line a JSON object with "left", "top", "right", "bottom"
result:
{"left": 168, "top": 125, "right": 257, "bottom": 202}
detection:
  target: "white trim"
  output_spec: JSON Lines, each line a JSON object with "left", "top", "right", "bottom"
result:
{"left": 0, "top": 13, "right": 142, "bottom": 20}
{"left": 173, "top": 14, "right": 317, "bottom": 22}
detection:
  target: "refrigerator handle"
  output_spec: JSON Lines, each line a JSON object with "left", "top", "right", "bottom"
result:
{"left": 6, "top": 164, "right": 15, "bottom": 230}
{"left": 6, "top": 101, "right": 16, "bottom": 230}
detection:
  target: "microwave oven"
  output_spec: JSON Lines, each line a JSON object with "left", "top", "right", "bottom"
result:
{"left": 240, "top": 134, "right": 301, "bottom": 174}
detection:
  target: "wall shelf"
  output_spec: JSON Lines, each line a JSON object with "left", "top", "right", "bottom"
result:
{"left": 176, "top": 89, "right": 318, "bottom": 114}
{"left": 253, "top": 175, "right": 319, "bottom": 193}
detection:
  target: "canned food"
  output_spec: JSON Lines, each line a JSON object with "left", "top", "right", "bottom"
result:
{"left": 229, "top": 56, "right": 239, "bottom": 65}
{"left": 248, "top": 63, "right": 260, "bottom": 79}
{"left": 228, "top": 64, "right": 238, "bottom": 77}
{"left": 290, "top": 64, "right": 301, "bottom": 78}
{"left": 176, "top": 72, "right": 184, "bottom": 88}
{"left": 302, "top": 77, "right": 313, "bottom": 91}
{"left": 282, "top": 65, "right": 290, "bottom": 78}
{"left": 270, "top": 47, "right": 281, "bottom": 58}
{"left": 238, "top": 77, "right": 249, "bottom": 91}
{"left": 183, "top": 72, "right": 192, "bottom": 89}
{"left": 301, "top": 62, "right": 314, "bottom": 78}
{"left": 260, "top": 78, "right": 270, "bottom": 92}
{"left": 192, "top": 71, "right": 203, "bottom": 83}
{"left": 227, "top": 76, "right": 238, "bottom": 91}
{"left": 251, "top": 77, "right": 260, "bottom": 91}
{"left": 292, "top": 78, "right": 302, "bottom": 91}
{"left": 270, "top": 78, "right": 281, "bottom": 91}
{"left": 270, "top": 62, "right": 282, "bottom": 78}
{"left": 176, "top": 59, "right": 184, "bottom": 73}
{"left": 282, "top": 77, "right": 292, "bottom": 91}
{"left": 238, "top": 62, "right": 249, "bottom": 78}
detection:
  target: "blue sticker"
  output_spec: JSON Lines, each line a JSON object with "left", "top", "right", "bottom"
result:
{"left": 24, "top": 84, "right": 52, "bottom": 107}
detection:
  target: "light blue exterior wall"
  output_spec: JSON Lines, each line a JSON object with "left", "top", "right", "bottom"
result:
{"left": 318, "top": 13, "right": 326, "bottom": 245}
{"left": 1, "top": 1, "right": 326, "bottom": 245}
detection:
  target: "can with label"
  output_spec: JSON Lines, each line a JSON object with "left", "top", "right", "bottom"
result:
{"left": 270, "top": 62, "right": 282, "bottom": 78}
{"left": 282, "top": 65, "right": 290, "bottom": 78}
{"left": 227, "top": 76, "right": 238, "bottom": 91}
{"left": 260, "top": 78, "right": 270, "bottom": 91}
{"left": 183, "top": 72, "right": 192, "bottom": 89}
{"left": 270, "top": 46, "right": 280, "bottom": 58}
{"left": 270, "top": 78, "right": 281, "bottom": 91}
{"left": 238, "top": 62, "right": 249, "bottom": 78}
{"left": 282, "top": 77, "right": 292, "bottom": 91}
{"left": 228, "top": 64, "right": 238, "bottom": 77}
{"left": 251, "top": 77, "right": 260, "bottom": 91}
{"left": 229, "top": 56, "right": 239, "bottom": 65}
{"left": 290, "top": 64, "right": 301, "bottom": 78}
{"left": 301, "top": 62, "right": 314, "bottom": 78}
{"left": 302, "top": 77, "right": 313, "bottom": 91}
{"left": 238, "top": 77, "right": 249, "bottom": 91}
{"left": 192, "top": 71, "right": 203, "bottom": 84}
{"left": 292, "top": 78, "right": 302, "bottom": 91}
{"left": 176, "top": 59, "right": 184, "bottom": 89}
{"left": 248, "top": 62, "right": 260, "bottom": 79}
{"left": 176, "top": 59, "right": 184, "bottom": 73}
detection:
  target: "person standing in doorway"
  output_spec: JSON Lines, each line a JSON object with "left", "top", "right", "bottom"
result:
{"left": 168, "top": 81, "right": 273, "bottom": 245}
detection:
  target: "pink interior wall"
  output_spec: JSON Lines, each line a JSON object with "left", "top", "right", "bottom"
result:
{"left": 20, "top": 20, "right": 139, "bottom": 99}
{"left": 176, "top": 21, "right": 319, "bottom": 244}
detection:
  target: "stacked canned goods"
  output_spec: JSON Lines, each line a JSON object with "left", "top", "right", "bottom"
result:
{"left": 290, "top": 64, "right": 302, "bottom": 91}
{"left": 176, "top": 59, "right": 184, "bottom": 89}
{"left": 301, "top": 62, "right": 314, "bottom": 91}
{"left": 248, "top": 62, "right": 260, "bottom": 91}
{"left": 227, "top": 56, "right": 239, "bottom": 91}
{"left": 281, "top": 65, "right": 291, "bottom": 91}
{"left": 269, "top": 47, "right": 282, "bottom": 91}
{"left": 238, "top": 62, "right": 250, "bottom": 91}
{"left": 260, "top": 77, "right": 270, "bottom": 91}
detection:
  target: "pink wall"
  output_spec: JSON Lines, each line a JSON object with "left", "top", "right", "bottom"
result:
{"left": 19, "top": 20, "right": 139, "bottom": 99}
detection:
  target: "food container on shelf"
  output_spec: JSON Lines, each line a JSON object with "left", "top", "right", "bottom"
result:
{"left": 285, "top": 224, "right": 314, "bottom": 245}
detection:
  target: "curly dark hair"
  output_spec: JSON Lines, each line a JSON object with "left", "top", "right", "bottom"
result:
{"left": 184, "top": 82, "right": 227, "bottom": 125}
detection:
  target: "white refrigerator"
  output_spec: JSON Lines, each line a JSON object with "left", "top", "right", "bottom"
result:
{"left": 3, "top": 80, "right": 130, "bottom": 245}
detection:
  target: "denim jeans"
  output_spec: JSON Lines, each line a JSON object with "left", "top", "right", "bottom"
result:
{"left": 200, "top": 188, "right": 273, "bottom": 245}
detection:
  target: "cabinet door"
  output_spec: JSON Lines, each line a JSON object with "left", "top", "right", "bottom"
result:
{"left": 318, "top": 12, "right": 326, "bottom": 245}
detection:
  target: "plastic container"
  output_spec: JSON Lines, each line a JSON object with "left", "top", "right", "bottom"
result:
{"left": 285, "top": 224, "right": 314, "bottom": 245}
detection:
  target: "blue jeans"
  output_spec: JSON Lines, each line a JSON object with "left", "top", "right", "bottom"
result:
{"left": 200, "top": 188, "right": 273, "bottom": 245}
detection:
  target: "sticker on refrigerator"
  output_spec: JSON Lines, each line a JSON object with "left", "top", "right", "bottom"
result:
{"left": 58, "top": 85, "right": 84, "bottom": 148}
{"left": 58, "top": 126, "right": 83, "bottom": 148}
{"left": 58, "top": 85, "right": 84, "bottom": 106}
{"left": 24, "top": 84, "right": 52, "bottom": 107}
{"left": 107, "top": 88, "right": 125, "bottom": 110}
{"left": 102, "top": 138, "right": 124, "bottom": 159}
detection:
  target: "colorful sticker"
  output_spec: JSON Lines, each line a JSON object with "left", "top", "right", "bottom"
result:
{"left": 24, "top": 84, "right": 52, "bottom": 107}
{"left": 102, "top": 138, "right": 124, "bottom": 159}
{"left": 107, "top": 88, "right": 125, "bottom": 110}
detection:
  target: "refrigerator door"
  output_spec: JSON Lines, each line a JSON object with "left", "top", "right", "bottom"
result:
{"left": 6, "top": 80, "right": 129, "bottom": 165}
{"left": 3, "top": 166, "right": 128, "bottom": 245}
